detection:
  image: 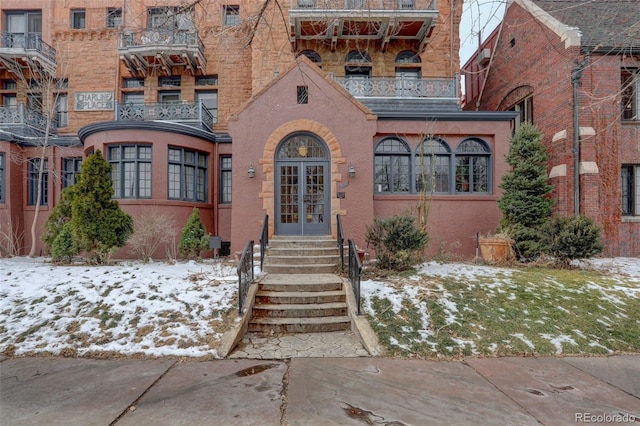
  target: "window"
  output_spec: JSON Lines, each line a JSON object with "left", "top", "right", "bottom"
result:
{"left": 168, "top": 148, "right": 208, "bottom": 202}
{"left": 196, "top": 91, "right": 218, "bottom": 123}
{"left": 71, "top": 9, "right": 86, "bottom": 29}
{"left": 415, "top": 138, "right": 451, "bottom": 193}
{"left": 107, "top": 8, "right": 122, "bottom": 28}
{"left": 224, "top": 6, "right": 240, "bottom": 26}
{"left": 455, "top": 139, "right": 490, "bottom": 194}
{"left": 298, "top": 50, "right": 321, "bottom": 66}
{"left": 29, "top": 158, "right": 48, "bottom": 206}
{"left": 345, "top": 51, "right": 372, "bottom": 95}
{"left": 148, "top": 7, "right": 194, "bottom": 30}
{"left": 1, "top": 80, "right": 17, "bottom": 107}
{"left": 374, "top": 138, "right": 410, "bottom": 193}
{"left": 622, "top": 165, "right": 640, "bottom": 216}
{"left": 220, "top": 156, "right": 232, "bottom": 204}
{"left": 158, "top": 91, "right": 180, "bottom": 103}
{"left": 0, "top": 153, "right": 5, "bottom": 203}
{"left": 395, "top": 51, "right": 421, "bottom": 96}
{"left": 622, "top": 69, "right": 638, "bottom": 121}
{"left": 510, "top": 95, "right": 533, "bottom": 127}
{"left": 54, "top": 80, "right": 69, "bottom": 128}
{"left": 297, "top": 86, "right": 309, "bottom": 104}
{"left": 122, "top": 78, "right": 145, "bottom": 105}
{"left": 63, "top": 158, "right": 82, "bottom": 188}
{"left": 5, "top": 11, "right": 42, "bottom": 47}
{"left": 108, "top": 145, "right": 152, "bottom": 199}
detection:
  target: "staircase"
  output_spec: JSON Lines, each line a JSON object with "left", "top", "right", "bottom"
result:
{"left": 248, "top": 236, "right": 351, "bottom": 333}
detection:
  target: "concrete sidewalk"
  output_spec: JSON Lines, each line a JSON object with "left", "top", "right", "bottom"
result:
{"left": 1, "top": 355, "right": 638, "bottom": 425}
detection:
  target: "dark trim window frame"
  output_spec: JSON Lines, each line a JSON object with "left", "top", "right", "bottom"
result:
{"left": 107, "top": 8, "right": 123, "bottom": 28}
{"left": 71, "top": 9, "right": 86, "bottom": 29}
{"left": 224, "top": 5, "right": 240, "bottom": 26}
{"left": 168, "top": 147, "right": 208, "bottom": 202}
{"left": 63, "top": 157, "right": 82, "bottom": 188}
{"left": 622, "top": 69, "right": 639, "bottom": 121}
{"left": 220, "top": 155, "right": 232, "bottom": 204}
{"left": 374, "top": 136, "right": 492, "bottom": 195}
{"left": 0, "top": 152, "right": 5, "bottom": 204}
{"left": 108, "top": 145, "right": 152, "bottom": 199}
{"left": 28, "top": 158, "right": 48, "bottom": 206}
{"left": 622, "top": 164, "right": 639, "bottom": 216}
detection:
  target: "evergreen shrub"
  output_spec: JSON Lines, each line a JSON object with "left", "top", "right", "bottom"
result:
{"left": 365, "top": 212, "right": 428, "bottom": 271}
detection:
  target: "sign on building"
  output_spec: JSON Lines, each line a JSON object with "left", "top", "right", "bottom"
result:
{"left": 74, "top": 92, "right": 114, "bottom": 111}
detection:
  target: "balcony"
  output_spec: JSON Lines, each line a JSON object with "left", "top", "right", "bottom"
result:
{"left": 115, "top": 101, "right": 215, "bottom": 132}
{"left": 334, "top": 75, "right": 456, "bottom": 98}
{"left": 0, "top": 104, "right": 57, "bottom": 139}
{"left": 118, "top": 29, "right": 206, "bottom": 77}
{"left": 289, "top": 0, "right": 438, "bottom": 50}
{"left": 0, "top": 33, "right": 56, "bottom": 77}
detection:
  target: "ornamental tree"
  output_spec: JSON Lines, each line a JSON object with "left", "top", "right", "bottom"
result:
{"left": 498, "top": 123, "right": 554, "bottom": 259}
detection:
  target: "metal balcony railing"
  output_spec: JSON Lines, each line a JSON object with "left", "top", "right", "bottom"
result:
{"left": 0, "top": 104, "right": 57, "bottom": 137}
{"left": 0, "top": 32, "right": 56, "bottom": 66}
{"left": 119, "top": 28, "right": 205, "bottom": 55}
{"left": 115, "top": 101, "right": 215, "bottom": 132}
{"left": 333, "top": 75, "right": 457, "bottom": 98}
{"left": 291, "top": 0, "right": 436, "bottom": 10}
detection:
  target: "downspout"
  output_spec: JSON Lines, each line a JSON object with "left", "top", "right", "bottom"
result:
{"left": 571, "top": 54, "right": 589, "bottom": 216}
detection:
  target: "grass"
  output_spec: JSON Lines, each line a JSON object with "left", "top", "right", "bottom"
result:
{"left": 364, "top": 263, "right": 640, "bottom": 358}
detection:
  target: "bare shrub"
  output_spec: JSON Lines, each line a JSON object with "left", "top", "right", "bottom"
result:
{"left": 128, "top": 211, "right": 178, "bottom": 262}
{"left": 0, "top": 213, "right": 23, "bottom": 257}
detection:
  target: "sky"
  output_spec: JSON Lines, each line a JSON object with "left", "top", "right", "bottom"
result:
{"left": 459, "top": 0, "right": 506, "bottom": 66}
{"left": 1, "top": 256, "right": 638, "bottom": 358}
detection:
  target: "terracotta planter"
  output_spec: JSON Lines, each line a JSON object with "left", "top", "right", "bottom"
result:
{"left": 479, "top": 238, "right": 513, "bottom": 263}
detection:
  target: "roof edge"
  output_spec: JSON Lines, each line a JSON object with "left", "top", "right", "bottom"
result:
{"left": 78, "top": 121, "right": 227, "bottom": 143}
{"left": 509, "top": 0, "right": 581, "bottom": 49}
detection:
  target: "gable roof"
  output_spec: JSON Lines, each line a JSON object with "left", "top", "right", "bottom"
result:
{"left": 532, "top": 0, "right": 640, "bottom": 52}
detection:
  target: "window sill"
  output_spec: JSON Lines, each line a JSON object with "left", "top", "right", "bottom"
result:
{"left": 621, "top": 120, "right": 640, "bottom": 125}
{"left": 374, "top": 193, "right": 497, "bottom": 201}
{"left": 621, "top": 216, "right": 640, "bottom": 223}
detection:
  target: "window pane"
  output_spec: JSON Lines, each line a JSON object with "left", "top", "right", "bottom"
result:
{"left": 168, "top": 164, "right": 181, "bottom": 199}
{"left": 473, "top": 157, "right": 488, "bottom": 192}
{"left": 456, "top": 157, "right": 471, "bottom": 193}
{"left": 124, "top": 162, "right": 136, "bottom": 197}
{"left": 168, "top": 148, "right": 181, "bottom": 162}
{"left": 139, "top": 163, "right": 152, "bottom": 197}
{"left": 184, "top": 166, "right": 194, "bottom": 199}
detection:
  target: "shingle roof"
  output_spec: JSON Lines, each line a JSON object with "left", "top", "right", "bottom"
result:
{"left": 532, "top": 0, "right": 640, "bottom": 51}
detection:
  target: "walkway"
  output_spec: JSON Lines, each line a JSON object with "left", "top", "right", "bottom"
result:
{"left": 2, "top": 355, "right": 639, "bottom": 425}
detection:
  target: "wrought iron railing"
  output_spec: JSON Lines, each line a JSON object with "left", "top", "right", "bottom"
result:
{"left": 237, "top": 240, "right": 255, "bottom": 314}
{"left": 0, "top": 104, "right": 57, "bottom": 136}
{"left": 333, "top": 75, "right": 457, "bottom": 98}
{"left": 115, "top": 101, "right": 215, "bottom": 131}
{"left": 348, "top": 239, "right": 362, "bottom": 315}
{"left": 0, "top": 32, "right": 56, "bottom": 65}
{"left": 291, "top": 0, "right": 436, "bottom": 10}
{"left": 337, "top": 214, "right": 345, "bottom": 272}
{"left": 119, "top": 29, "right": 205, "bottom": 56}
{"left": 260, "top": 214, "right": 269, "bottom": 272}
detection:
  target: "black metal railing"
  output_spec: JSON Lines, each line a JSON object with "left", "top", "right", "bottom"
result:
{"left": 337, "top": 214, "right": 345, "bottom": 272}
{"left": 291, "top": 0, "right": 437, "bottom": 10}
{"left": 348, "top": 239, "right": 362, "bottom": 315}
{"left": 1, "top": 32, "right": 57, "bottom": 65}
{"left": 332, "top": 75, "right": 458, "bottom": 98}
{"left": 237, "top": 240, "right": 254, "bottom": 314}
{"left": 260, "top": 214, "right": 269, "bottom": 272}
{"left": 0, "top": 104, "right": 57, "bottom": 136}
{"left": 115, "top": 100, "right": 215, "bottom": 131}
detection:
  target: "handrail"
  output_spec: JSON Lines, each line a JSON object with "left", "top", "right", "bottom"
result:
{"left": 337, "top": 214, "right": 345, "bottom": 272}
{"left": 236, "top": 240, "right": 254, "bottom": 314}
{"left": 260, "top": 214, "right": 269, "bottom": 271}
{"left": 348, "top": 239, "right": 362, "bottom": 315}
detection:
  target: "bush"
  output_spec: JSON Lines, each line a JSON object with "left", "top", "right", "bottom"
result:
{"left": 129, "top": 211, "right": 178, "bottom": 263}
{"left": 42, "top": 186, "right": 76, "bottom": 254}
{"left": 51, "top": 222, "right": 78, "bottom": 264}
{"left": 178, "top": 208, "right": 209, "bottom": 259}
{"left": 365, "top": 213, "right": 428, "bottom": 271}
{"left": 542, "top": 215, "right": 604, "bottom": 266}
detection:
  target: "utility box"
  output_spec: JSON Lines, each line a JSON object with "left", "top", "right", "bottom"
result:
{"left": 209, "top": 236, "right": 222, "bottom": 258}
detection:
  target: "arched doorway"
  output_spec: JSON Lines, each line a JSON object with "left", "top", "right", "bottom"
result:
{"left": 275, "top": 133, "right": 330, "bottom": 235}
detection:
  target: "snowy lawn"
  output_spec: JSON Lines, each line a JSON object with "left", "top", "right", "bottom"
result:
{"left": 0, "top": 257, "right": 244, "bottom": 359}
{"left": 1, "top": 256, "right": 639, "bottom": 360}
{"left": 362, "top": 258, "right": 640, "bottom": 358}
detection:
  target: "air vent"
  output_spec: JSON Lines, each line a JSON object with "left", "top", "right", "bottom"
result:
{"left": 478, "top": 48, "right": 491, "bottom": 66}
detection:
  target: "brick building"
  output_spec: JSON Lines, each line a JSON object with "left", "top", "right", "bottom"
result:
{"left": 1, "top": 0, "right": 516, "bottom": 260}
{"left": 462, "top": 0, "right": 640, "bottom": 257}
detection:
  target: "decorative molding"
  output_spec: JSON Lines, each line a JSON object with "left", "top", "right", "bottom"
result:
{"left": 549, "top": 164, "right": 567, "bottom": 178}
{"left": 552, "top": 129, "right": 567, "bottom": 142}
{"left": 510, "top": 0, "right": 581, "bottom": 49}
{"left": 579, "top": 127, "right": 596, "bottom": 136}
{"left": 579, "top": 161, "right": 599, "bottom": 174}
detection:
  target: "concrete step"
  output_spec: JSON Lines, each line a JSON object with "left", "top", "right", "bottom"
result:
{"left": 267, "top": 247, "right": 339, "bottom": 257}
{"left": 268, "top": 236, "right": 337, "bottom": 249}
{"left": 248, "top": 316, "right": 351, "bottom": 333}
{"left": 264, "top": 254, "right": 340, "bottom": 265}
{"left": 252, "top": 302, "right": 348, "bottom": 318}
{"left": 255, "top": 290, "right": 346, "bottom": 304}
{"left": 262, "top": 263, "right": 339, "bottom": 275}
{"left": 259, "top": 277, "right": 343, "bottom": 292}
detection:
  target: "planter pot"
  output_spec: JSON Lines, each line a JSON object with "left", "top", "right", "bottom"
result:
{"left": 479, "top": 238, "right": 513, "bottom": 263}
